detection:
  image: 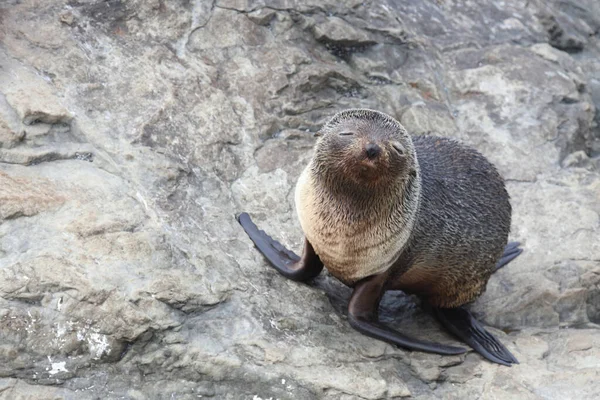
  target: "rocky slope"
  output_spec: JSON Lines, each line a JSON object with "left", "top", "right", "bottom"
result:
{"left": 0, "top": 0, "right": 599, "bottom": 398}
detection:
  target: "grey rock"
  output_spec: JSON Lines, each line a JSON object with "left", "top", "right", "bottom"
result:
{"left": 562, "top": 150, "right": 592, "bottom": 169}
{"left": 0, "top": 53, "right": 72, "bottom": 126}
{"left": 0, "top": 118, "right": 24, "bottom": 149}
{"left": 312, "top": 15, "right": 377, "bottom": 49}
{"left": 0, "top": 0, "right": 599, "bottom": 398}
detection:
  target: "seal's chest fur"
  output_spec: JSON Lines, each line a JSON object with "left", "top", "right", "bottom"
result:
{"left": 295, "top": 167, "right": 411, "bottom": 285}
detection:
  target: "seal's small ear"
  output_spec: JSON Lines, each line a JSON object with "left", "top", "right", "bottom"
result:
{"left": 313, "top": 131, "right": 323, "bottom": 137}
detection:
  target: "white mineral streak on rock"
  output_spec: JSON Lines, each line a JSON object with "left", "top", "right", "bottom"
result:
{"left": 47, "top": 356, "right": 68, "bottom": 375}
{"left": 87, "top": 332, "right": 110, "bottom": 360}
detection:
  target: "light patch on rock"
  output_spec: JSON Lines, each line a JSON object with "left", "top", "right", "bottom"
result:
{"left": 136, "top": 191, "right": 149, "bottom": 211}
{"left": 46, "top": 356, "right": 68, "bottom": 375}
{"left": 51, "top": 321, "right": 71, "bottom": 350}
{"left": 77, "top": 324, "right": 111, "bottom": 359}
{"left": 24, "top": 311, "right": 36, "bottom": 334}
{"left": 55, "top": 323, "right": 66, "bottom": 337}
{"left": 87, "top": 332, "right": 110, "bottom": 359}
{"left": 500, "top": 17, "right": 526, "bottom": 30}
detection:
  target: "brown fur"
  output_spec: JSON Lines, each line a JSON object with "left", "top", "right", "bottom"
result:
{"left": 296, "top": 109, "right": 511, "bottom": 308}
{"left": 389, "top": 135, "right": 510, "bottom": 308}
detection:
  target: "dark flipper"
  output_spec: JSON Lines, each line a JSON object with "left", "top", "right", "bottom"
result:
{"left": 495, "top": 241, "right": 523, "bottom": 272}
{"left": 349, "top": 274, "right": 467, "bottom": 355}
{"left": 348, "top": 316, "right": 468, "bottom": 355}
{"left": 433, "top": 307, "right": 518, "bottom": 366}
{"left": 237, "top": 212, "right": 324, "bottom": 281}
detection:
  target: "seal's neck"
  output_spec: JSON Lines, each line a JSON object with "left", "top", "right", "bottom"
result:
{"left": 308, "top": 161, "right": 422, "bottom": 225}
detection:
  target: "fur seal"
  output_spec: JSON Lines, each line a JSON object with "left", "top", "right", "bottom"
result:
{"left": 238, "top": 109, "right": 523, "bottom": 365}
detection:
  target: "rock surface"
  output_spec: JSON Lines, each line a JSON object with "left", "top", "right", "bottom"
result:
{"left": 0, "top": 0, "right": 599, "bottom": 398}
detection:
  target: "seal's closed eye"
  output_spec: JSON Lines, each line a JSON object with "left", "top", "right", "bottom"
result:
{"left": 339, "top": 132, "right": 354, "bottom": 136}
{"left": 391, "top": 142, "right": 405, "bottom": 155}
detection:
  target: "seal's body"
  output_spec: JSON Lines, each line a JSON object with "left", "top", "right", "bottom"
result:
{"left": 295, "top": 112, "right": 510, "bottom": 308}
{"left": 238, "top": 109, "right": 522, "bottom": 365}
{"left": 392, "top": 136, "right": 510, "bottom": 307}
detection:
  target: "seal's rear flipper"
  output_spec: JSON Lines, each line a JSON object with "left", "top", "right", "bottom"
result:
{"left": 237, "top": 212, "right": 323, "bottom": 281}
{"left": 433, "top": 307, "right": 518, "bottom": 366}
{"left": 495, "top": 241, "right": 523, "bottom": 271}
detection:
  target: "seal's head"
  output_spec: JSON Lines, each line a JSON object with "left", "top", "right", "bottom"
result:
{"left": 312, "top": 109, "right": 418, "bottom": 191}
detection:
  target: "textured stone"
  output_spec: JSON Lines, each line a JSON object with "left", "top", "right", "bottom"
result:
{"left": 0, "top": 51, "right": 71, "bottom": 126}
{"left": 0, "top": 119, "right": 23, "bottom": 149}
{"left": 0, "top": 0, "right": 599, "bottom": 398}
{"left": 312, "top": 16, "right": 376, "bottom": 47}
{"left": 0, "top": 170, "right": 65, "bottom": 220}
{"left": 5, "top": 87, "right": 72, "bottom": 126}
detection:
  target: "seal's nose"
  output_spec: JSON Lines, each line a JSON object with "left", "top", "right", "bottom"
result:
{"left": 365, "top": 143, "right": 382, "bottom": 159}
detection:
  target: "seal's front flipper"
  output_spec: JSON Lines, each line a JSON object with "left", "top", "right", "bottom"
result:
{"left": 433, "top": 307, "right": 518, "bottom": 366}
{"left": 348, "top": 274, "right": 467, "bottom": 355}
{"left": 237, "top": 212, "right": 324, "bottom": 281}
{"left": 348, "top": 315, "right": 468, "bottom": 355}
{"left": 495, "top": 241, "right": 523, "bottom": 272}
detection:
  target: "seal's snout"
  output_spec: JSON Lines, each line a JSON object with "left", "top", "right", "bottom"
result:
{"left": 365, "top": 143, "right": 382, "bottom": 159}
